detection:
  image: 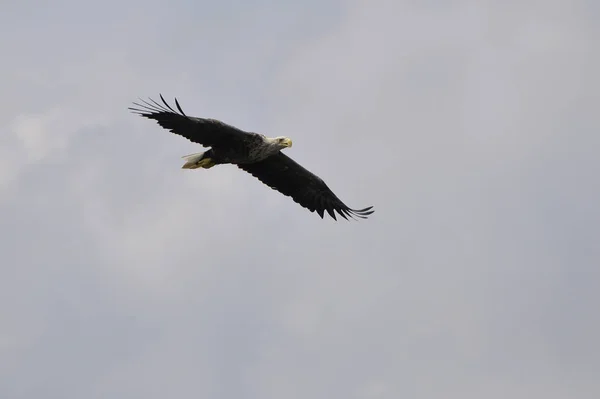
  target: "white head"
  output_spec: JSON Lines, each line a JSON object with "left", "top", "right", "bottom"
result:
{"left": 267, "top": 136, "right": 293, "bottom": 150}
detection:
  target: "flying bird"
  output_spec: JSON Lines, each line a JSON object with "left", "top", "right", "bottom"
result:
{"left": 129, "top": 95, "right": 374, "bottom": 220}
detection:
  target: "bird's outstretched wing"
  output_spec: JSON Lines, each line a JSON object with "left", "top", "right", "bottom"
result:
{"left": 129, "top": 94, "right": 253, "bottom": 147}
{"left": 238, "top": 152, "right": 374, "bottom": 220}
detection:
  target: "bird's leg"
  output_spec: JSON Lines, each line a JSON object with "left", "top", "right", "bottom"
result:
{"left": 197, "top": 158, "right": 216, "bottom": 169}
{"left": 181, "top": 150, "right": 216, "bottom": 169}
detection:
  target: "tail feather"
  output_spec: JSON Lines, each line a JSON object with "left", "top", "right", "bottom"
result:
{"left": 181, "top": 152, "right": 205, "bottom": 169}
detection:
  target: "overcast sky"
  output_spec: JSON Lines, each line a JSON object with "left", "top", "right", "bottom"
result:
{"left": 1, "top": 0, "right": 598, "bottom": 398}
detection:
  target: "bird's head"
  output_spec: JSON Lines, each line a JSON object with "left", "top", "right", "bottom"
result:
{"left": 274, "top": 136, "right": 293, "bottom": 149}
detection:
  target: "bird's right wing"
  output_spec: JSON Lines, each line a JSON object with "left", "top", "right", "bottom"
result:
{"left": 238, "top": 152, "right": 374, "bottom": 220}
{"left": 129, "top": 94, "right": 255, "bottom": 147}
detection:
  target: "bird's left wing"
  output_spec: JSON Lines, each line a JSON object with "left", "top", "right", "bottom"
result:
{"left": 129, "top": 94, "right": 253, "bottom": 147}
{"left": 238, "top": 152, "right": 374, "bottom": 220}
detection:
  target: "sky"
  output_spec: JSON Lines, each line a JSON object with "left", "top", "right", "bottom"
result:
{"left": 1, "top": 0, "right": 599, "bottom": 398}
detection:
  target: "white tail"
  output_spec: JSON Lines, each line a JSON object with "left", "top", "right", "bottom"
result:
{"left": 181, "top": 152, "right": 205, "bottom": 169}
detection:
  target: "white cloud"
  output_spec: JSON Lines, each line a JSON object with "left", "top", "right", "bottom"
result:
{"left": 1, "top": 0, "right": 598, "bottom": 398}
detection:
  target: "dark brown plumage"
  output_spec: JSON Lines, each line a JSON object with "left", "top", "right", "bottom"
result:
{"left": 129, "top": 94, "right": 374, "bottom": 220}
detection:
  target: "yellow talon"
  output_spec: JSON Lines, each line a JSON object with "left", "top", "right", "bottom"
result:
{"left": 197, "top": 158, "right": 216, "bottom": 169}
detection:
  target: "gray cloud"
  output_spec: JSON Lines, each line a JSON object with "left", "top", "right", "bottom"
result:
{"left": 1, "top": 0, "right": 598, "bottom": 398}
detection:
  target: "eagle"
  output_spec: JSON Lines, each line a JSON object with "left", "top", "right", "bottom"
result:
{"left": 129, "top": 95, "right": 374, "bottom": 220}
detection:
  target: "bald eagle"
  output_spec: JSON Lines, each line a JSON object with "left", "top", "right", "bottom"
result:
{"left": 129, "top": 95, "right": 374, "bottom": 220}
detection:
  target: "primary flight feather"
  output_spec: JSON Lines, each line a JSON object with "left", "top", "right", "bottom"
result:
{"left": 129, "top": 94, "right": 374, "bottom": 221}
